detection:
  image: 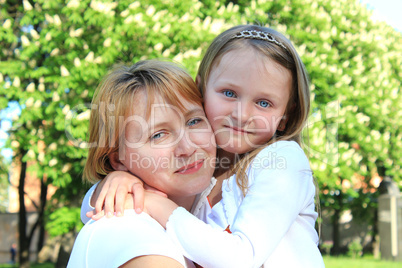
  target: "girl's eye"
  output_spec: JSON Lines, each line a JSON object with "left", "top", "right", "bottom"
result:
{"left": 223, "top": 90, "right": 236, "bottom": 98}
{"left": 150, "top": 132, "right": 166, "bottom": 141}
{"left": 257, "top": 100, "right": 270, "bottom": 108}
{"left": 187, "top": 118, "right": 202, "bottom": 126}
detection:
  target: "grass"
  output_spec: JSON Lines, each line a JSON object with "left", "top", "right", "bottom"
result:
{"left": 1, "top": 257, "right": 402, "bottom": 268}
{"left": 0, "top": 263, "right": 54, "bottom": 268}
{"left": 324, "top": 255, "right": 402, "bottom": 268}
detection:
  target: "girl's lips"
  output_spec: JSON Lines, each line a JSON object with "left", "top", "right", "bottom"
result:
{"left": 225, "top": 125, "right": 252, "bottom": 134}
{"left": 176, "top": 160, "right": 204, "bottom": 174}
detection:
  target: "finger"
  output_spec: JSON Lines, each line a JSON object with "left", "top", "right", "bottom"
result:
{"left": 95, "top": 180, "right": 110, "bottom": 214}
{"left": 92, "top": 210, "right": 105, "bottom": 221}
{"left": 133, "top": 182, "right": 145, "bottom": 214}
{"left": 103, "top": 182, "right": 119, "bottom": 217}
{"left": 86, "top": 210, "right": 94, "bottom": 218}
{"left": 115, "top": 185, "right": 128, "bottom": 216}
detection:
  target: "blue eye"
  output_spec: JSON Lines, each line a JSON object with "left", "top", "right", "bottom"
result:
{"left": 151, "top": 132, "right": 165, "bottom": 140}
{"left": 223, "top": 90, "right": 236, "bottom": 98}
{"left": 257, "top": 100, "right": 270, "bottom": 108}
{"left": 187, "top": 118, "right": 202, "bottom": 126}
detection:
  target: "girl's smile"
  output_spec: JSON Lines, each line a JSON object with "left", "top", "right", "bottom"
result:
{"left": 224, "top": 125, "right": 253, "bottom": 134}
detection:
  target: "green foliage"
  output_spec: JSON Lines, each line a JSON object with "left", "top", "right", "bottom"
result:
{"left": 347, "top": 239, "right": 363, "bottom": 258}
{"left": 0, "top": 0, "right": 401, "bottom": 243}
{"left": 0, "top": 154, "right": 10, "bottom": 212}
{"left": 321, "top": 240, "right": 333, "bottom": 255}
{"left": 46, "top": 206, "right": 83, "bottom": 237}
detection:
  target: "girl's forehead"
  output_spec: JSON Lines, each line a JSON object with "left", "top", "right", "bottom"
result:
{"left": 213, "top": 48, "right": 268, "bottom": 71}
{"left": 210, "top": 49, "right": 277, "bottom": 79}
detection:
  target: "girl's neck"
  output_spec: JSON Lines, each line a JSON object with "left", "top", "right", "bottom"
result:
{"left": 214, "top": 148, "right": 239, "bottom": 178}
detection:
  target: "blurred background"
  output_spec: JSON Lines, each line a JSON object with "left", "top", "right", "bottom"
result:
{"left": 0, "top": 0, "right": 401, "bottom": 267}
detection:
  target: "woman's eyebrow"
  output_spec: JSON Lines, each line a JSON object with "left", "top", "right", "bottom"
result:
{"left": 184, "top": 107, "right": 205, "bottom": 117}
{"left": 145, "top": 107, "right": 205, "bottom": 133}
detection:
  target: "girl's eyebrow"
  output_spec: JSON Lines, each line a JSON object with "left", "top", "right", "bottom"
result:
{"left": 258, "top": 91, "right": 280, "bottom": 100}
{"left": 218, "top": 80, "right": 281, "bottom": 101}
{"left": 214, "top": 80, "right": 238, "bottom": 89}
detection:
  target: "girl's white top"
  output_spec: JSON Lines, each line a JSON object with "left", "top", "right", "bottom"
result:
{"left": 68, "top": 184, "right": 195, "bottom": 268}
{"left": 165, "top": 141, "right": 324, "bottom": 268}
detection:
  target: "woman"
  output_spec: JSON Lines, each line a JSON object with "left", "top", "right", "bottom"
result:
{"left": 67, "top": 59, "right": 216, "bottom": 268}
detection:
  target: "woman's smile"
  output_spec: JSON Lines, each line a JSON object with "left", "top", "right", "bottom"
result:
{"left": 175, "top": 159, "right": 205, "bottom": 174}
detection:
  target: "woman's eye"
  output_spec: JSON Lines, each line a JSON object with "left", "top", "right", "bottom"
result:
{"left": 187, "top": 118, "right": 202, "bottom": 126}
{"left": 151, "top": 132, "right": 166, "bottom": 140}
{"left": 223, "top": 90, "right": 236, "bottom": 98}
{"left": 257, "top": 100, "right": 270, "bottom": 108}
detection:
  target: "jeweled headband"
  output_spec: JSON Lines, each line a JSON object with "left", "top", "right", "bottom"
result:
{"left": 231, "top": 30, "right": 287, "bottom": 50}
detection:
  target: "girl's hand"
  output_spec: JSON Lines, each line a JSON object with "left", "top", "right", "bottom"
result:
{"left": 85, "top": 171, "right": 167, "bottom": 220}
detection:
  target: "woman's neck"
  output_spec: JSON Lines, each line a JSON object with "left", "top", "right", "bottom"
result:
{"left": 169, "top": 195, "right": 196, "bottom": 211}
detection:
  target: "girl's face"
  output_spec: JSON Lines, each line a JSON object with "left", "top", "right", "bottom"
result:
{"left": 204, "top": 48, "right": 292, "bottom": 154}
{"left": 116, "top": 91, "right": 216, "bottom": 199}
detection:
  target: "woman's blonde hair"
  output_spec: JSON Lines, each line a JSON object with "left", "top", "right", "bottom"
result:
{"left": 83, "top": 60, "right": 203, "bottom": 183}
{"left": 197, "top": 25, "right": 311, "bottom": 195}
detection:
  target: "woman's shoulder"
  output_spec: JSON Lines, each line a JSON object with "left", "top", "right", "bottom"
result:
{"left": 85, "top": 211, "right": 168, "bottom": 242}
{"left": 70, "top": 211, "right": 188, "bottom": 267}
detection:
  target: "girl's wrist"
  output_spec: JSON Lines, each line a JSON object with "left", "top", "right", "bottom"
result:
{"left": 145, "top": 194, "right": 178, "bottom": 228}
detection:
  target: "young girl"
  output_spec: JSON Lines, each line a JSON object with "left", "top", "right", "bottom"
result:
{"left": 68, "top": 60, "right": 216, "bottom": 268}
{"left": 84, "top": 25, "right": 324, "bottom": 267}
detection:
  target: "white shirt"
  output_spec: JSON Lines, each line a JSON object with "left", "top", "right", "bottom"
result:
{"left": 70, "top": 186, "right": 195, "bottom": 268}
{"left": 165, "top": 141, "right": 325, "bottom": 268}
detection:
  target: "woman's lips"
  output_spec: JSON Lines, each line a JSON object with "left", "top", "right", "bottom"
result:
{"left": 175, "top": 159, "right": 204, "bottom": 174}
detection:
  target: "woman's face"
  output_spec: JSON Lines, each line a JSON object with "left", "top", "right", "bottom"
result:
{"left": 116, "top": 91, "right": 216, "bottom": 199}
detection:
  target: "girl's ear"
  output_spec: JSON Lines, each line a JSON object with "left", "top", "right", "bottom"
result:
{"left": 108, "top": 152, "right": 128, "bottom": 171}
{"left": 277, "top": 115, "right": 289, "bottom": 131}
{"left": 278, "top": 102, "right": 296, "bottom": 131}
{"left": 195, "top": 75, "right": 201, "bottom": 88}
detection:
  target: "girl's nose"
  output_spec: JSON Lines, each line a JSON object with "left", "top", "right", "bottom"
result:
{"left": 231, "top": 101, "right": 250, "bottom": 126}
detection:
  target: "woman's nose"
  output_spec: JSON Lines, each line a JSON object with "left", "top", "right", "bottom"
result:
{"left": 174, "top": 131, "right": 196, "bottom": 157}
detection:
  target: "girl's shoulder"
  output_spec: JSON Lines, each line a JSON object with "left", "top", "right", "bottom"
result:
{"left": 256, "top": 140, "right": 306, "bottom": 159}
{"left": 251, "top": 140, "right": 310, "bottom": 172}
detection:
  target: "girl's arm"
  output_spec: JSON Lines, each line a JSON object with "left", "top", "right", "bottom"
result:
{"left": 146, "top": 141, "right": 317, "bottom": 268}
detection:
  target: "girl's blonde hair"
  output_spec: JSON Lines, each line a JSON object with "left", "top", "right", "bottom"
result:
{"left": 197, "top": 25, "right": 311, "bottom": 195}
{"left": 83, "top": 60, "right": 203, "bottom": 183}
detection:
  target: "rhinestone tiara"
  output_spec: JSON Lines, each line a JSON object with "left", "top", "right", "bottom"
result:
{"left": 231, "top": 30, "right": 287, "bottom": 50}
